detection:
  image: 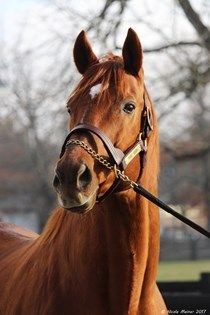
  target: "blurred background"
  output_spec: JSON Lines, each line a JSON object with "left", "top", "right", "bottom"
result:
{"left": 0, "top": 0, "right": 210, "bottom": 282}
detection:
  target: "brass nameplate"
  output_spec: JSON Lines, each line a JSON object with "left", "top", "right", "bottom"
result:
{"left": 124, "top": 143, "right": 142, "bottom": 166}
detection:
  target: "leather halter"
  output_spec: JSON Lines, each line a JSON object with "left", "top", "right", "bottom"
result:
{"left": 60, "top": 90, "right": 153, "bottom": 202}
{"left": 58, "top": 90, "right": 210, "bottom": 239}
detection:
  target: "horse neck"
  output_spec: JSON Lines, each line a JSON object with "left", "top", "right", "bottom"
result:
{"left": 36, "top": 128, "right": 160, "bottom": 314}
{"left": 99, "top": 137, "right": 160, "bottom": 313}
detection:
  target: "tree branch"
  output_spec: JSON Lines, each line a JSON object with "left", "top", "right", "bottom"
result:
{"left": 177, "top": 0, "right": 210, "bottom": 53}
{"left": 144, "top": 40, "right": 200, "bottom": 53}
{"left": 163, "top": 143, "right": 210, "bottom": 160}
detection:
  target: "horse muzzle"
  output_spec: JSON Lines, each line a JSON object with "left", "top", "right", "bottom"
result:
{"left": 53, "top": 156, "right": 99, "bottom": 214}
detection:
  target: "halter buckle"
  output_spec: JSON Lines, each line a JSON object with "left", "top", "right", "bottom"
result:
{"left": 139, "top": 133, "right": 147, "bottom": 152}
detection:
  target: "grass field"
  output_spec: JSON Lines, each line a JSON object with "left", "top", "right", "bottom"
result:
{"left": 157, "top": 259, "right": 210, "bottom": 281}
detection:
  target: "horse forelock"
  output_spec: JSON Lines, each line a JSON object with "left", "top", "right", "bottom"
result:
{"left": 67, "top": 54, "right": 142, "bottom": 108}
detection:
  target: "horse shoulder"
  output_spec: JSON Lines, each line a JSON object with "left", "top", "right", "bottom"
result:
{"left": 0, "top": 221, "right": 38, "bottom": 258}
{"left": 0, "top": 221, "right": 39, "bottom": 239}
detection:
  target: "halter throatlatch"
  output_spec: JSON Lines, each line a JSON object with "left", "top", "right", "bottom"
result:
{"left": 59, "top": 90, "right": 152, "bottom": 202}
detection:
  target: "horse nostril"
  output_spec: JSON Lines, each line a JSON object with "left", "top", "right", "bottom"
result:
{"left": 77, "top": 164, "right": 92, "bottom": 189}
{"left": 53, "top": 173, "right": 61, "bottom": 189}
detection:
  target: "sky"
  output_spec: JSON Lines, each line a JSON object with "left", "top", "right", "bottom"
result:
{"left": 1, "top": 1, "right": 183, "bottom": 63}
{"left": 0, "top": 0, "right": 194, "bottom": 43}
{"left": 0, "top": 0, "right": 50, "bottom": 40}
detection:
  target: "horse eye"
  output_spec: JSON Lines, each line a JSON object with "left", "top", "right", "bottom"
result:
{"left": 67, "top": 108, "right": 71, "bottom": 115}
{"left": 123, "top": 102, "right": 136, "bottom": 114}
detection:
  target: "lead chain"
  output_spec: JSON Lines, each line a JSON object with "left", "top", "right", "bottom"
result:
{"left": 65, "top": 139, "right": 138, "bottom": 189}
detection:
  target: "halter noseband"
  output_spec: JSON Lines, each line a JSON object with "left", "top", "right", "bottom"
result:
{"left": 59, "top": 89, "right": 153, "bottom": 202}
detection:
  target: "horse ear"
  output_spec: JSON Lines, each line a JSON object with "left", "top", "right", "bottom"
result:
{"left": 122, "top": 28, "right": 143, "bottom": 76}
{"left": 73, "top": 30, "right": 98, "bottom": 74}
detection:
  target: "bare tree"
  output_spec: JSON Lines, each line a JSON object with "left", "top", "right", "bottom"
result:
{"left": 1, "top": 0, "right": 210, "bottom": 234}
{"left": 0, "top": 31, "right": 69, "bottom": 231}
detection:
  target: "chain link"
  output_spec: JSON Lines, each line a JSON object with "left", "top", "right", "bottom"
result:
{"left": 66, "top": 139, "right": 138, "bottom": 188}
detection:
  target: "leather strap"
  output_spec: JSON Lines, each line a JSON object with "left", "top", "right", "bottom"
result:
{"left": 141, "top": 93, "right": 153, "bottom": 140}
{"left": 67, "top": 124, "right": 125, "bottom": 166}
{"left": 138, "top": 91, "right": 153, "bottom": 178}
{"left": 97, "top": 177, "right": 122, "bottom": 203}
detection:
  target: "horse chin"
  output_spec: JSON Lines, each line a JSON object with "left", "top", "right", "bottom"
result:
{"left": 68, "top": 196, "right": 96, "bottom": 214}
{"left": 59, "top": 190, "right": 98, "bottom": 214}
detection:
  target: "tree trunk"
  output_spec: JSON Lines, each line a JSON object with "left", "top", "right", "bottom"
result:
{"left": 202, "top": 153, "right": 210, "bottom": 231}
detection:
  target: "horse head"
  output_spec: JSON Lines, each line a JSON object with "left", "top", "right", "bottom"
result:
{"left": 53, "top": 28, "right": 153, "bottom": 214}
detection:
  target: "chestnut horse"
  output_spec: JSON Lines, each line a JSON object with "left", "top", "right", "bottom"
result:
{"left": 0, "top": 29, "right": 167, "bottom": 315}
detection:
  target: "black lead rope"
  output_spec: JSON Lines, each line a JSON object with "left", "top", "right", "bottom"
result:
{"left": 133, "top": 184, "right": 210, "bottom": 239}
